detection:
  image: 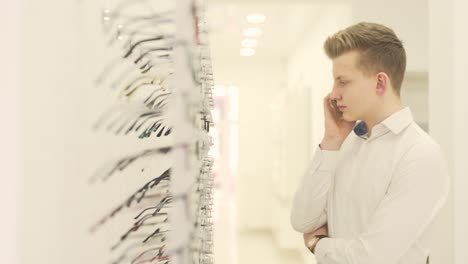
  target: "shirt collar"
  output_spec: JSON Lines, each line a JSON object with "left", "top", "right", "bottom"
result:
{"left": 353, "top": 107, "right": 414, "bottom": 140}
{"left": 380, "top": 106, "right": 414, "bottom": 134}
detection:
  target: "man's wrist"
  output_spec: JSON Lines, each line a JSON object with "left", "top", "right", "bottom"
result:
{"left": 319, "top": 138, "right": 343, "bottom": 150}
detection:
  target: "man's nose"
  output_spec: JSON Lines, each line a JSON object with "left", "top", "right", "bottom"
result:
{"left": 330, "top": 86, "right": 341, "bottom": 101}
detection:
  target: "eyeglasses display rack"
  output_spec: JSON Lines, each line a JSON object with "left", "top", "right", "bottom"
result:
{"left": 86, "top": 0, "right": 215, "bottom": 263}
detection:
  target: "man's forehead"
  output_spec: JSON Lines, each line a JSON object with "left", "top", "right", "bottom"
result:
{"left": 333, "top": 57, "right": 359, "bottom": 79}
{"left": 332, "top": 66, "right": 353, "bottom": 79}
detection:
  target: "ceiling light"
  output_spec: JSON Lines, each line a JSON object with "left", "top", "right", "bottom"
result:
{"left": 247, "top": 13, "right": 266, "bottom": 23}
{"left": 244, "top": 28, "right": 261, "bottom": 37}
{"left": 240, "top": 48, "right": 255, "bottom": 57}
{"left": 241, "top": 39, "right": 258, "bottom": 48}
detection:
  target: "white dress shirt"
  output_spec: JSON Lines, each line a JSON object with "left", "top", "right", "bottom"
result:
{"left": 290, "top": 107, "right": 449, "bottom": 264}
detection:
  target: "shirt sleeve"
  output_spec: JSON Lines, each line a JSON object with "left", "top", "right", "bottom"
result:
{"left": 290, "top": 145, "right": 339, "bottom": 233}
{"left": 314, "top": 141, "right": 450, "bottom": 264}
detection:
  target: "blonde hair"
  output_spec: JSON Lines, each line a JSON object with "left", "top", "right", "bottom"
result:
{"left": 324, "top": 22, "right": 406, "bottom": 96}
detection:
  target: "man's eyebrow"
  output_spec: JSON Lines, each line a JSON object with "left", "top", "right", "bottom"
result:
{"left": 334, "top": 76, "right": 344, "bottom": 81}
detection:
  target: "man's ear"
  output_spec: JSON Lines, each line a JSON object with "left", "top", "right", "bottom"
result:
{"left": 375, "top": 72, "right": 389, "bottom": 96}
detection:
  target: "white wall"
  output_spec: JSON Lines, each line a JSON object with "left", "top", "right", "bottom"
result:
{"left": 400, "top": 73, "right": 429, "bottom": 131}
{"left": 429, "top": 1, "right": 468, "bottom": 263}
{"left": 451, "top": 2, "right": 468, "bottom": 262}
{"left": 20, "top": 1, "right": 80, "bottom": 263}
{"left": 452, "top": 2, "right": 468, "bottom": 262}
{"left": 1, "top": 1, "right": 22, "bottom": 264}
{"left": 428, "top": 1, "right": 454, "bottom": 264}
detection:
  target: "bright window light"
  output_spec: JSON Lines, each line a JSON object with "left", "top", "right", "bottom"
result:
{"left": 213, "top": 85, "right": 227, "bottom": 97}
{"left": 240, "top": 48, "right": 255, "bottom": 57}
{"left": 247, "top": 13, "right": 266, "bottom": 23}
{"left": 243, "top": 28, "right": 261, "bottom": 37}
{"left": 241, "top": 39, "right": 257, "bottom": 48}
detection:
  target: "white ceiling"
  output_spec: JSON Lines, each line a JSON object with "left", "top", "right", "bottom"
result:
{"left": 205, "top": 1, "right": 323, "bottom": 62}
{"left": 204, "top": 0, "right": 429, "bottom": 72}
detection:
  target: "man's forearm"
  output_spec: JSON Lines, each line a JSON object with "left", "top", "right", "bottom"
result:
{"left": 290, "top": 146, "right": 338, "bottom": 233}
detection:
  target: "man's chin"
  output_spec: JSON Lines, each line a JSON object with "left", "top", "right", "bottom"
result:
{"left": 341, "top": 113, "right": 357, "bottom": 122}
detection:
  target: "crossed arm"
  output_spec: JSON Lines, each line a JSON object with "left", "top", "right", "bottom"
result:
{"left": 292, "top": 143, "right": 449, "bottom": 264}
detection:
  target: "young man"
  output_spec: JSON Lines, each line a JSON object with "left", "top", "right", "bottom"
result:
{"left": 290, "top": 22, "right": 449, "bottom": 264}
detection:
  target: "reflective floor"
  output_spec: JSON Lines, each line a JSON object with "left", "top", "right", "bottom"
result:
{"left": 213, "top": 189, "right": 309, "bottom": 264}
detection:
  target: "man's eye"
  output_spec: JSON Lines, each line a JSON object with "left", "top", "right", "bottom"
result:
{"left": 340, "top": 81, "right": 347, "bottom": 86}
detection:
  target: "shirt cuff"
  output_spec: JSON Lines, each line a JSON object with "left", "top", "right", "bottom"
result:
{"left": 314, "top": 237, "right": 334, "bottom": 261}
{"left": 315, "top": 145, "right": 339, "bottom": 172}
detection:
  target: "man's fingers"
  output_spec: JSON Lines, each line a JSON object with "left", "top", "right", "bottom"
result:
{"left": 324, "top": 94, "right": 339, "bottom": 121}
{"left": 303, "top": 232, "right": 316, "bottom": 244}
